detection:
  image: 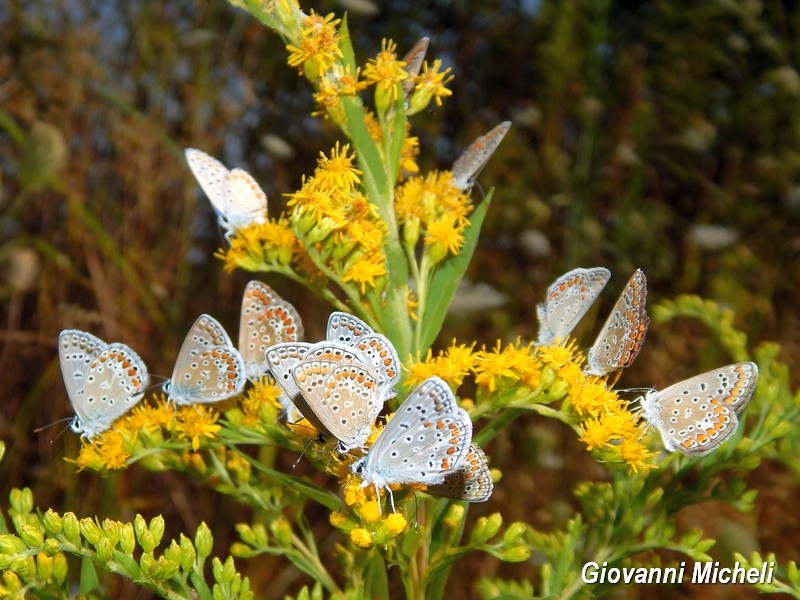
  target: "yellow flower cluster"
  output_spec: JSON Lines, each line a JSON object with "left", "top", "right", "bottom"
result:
{"left": 288, "top": 143, "right": 388, "bottom": 293}
{"left": 330, "top": 488, "right": 408, "bottom": 549}
{"left": 286, "top": 12, "right": 343, "bottom": 78}
{"left": 395, "top": 171, "right": 473, "bottom": 263}
{"left": 406, "top": 338, "right": 655, "bottom": 473}
{"left": 217, "top": 218, "right": 298, "bottom": 274}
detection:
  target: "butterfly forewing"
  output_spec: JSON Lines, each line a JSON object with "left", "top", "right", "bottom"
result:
{"left": 585, "top": 269, "right": 649, "bottom": 376}
{"left": 536, "top": 267, "right": 611, "bottom": 345}
{"left": 185, "top": 148, "right": 227, "bottom": 210}
{"left": 451, "top": 122, "right": 511, "bottom": 192}
{"left": 239, "top": 281, "right": 304, "bottom": 380}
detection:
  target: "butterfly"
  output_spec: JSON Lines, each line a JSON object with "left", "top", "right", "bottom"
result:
{"left": 184, "top": 148, "right": 267, "bottom": 236}
{"left": 451, "top": 121, "right": 511, "bottom": 192}
{"left": 639, "top": 362, "right": 758, "bottom": 456}
{"left": 239, "top": 280, "right": 304, "bottom": 380}
{"left": 425, "top": 443, "right": 493, "bottom": 502}
{"left": 584, "top": 269, "right": 649, "bottom": 377}
{"left": 164, "top": 314, "right": 246, "bottom": 405}
{"left": 266, "top": 340, "right": 375, "bottom": 438}
{"left": 536, "top": 267, "right": 610, "bottom": 346}
{"left": 292, "top": 355, "right": 383, "bottom": 453}
{"left": 58, "top": 329, "right": 149, "bottom": 439}
{"left": 350, "top": 376, "right": 473, "bottom": 512}
{"left": 326, "top": 311, "right": 400, "bottom": 400}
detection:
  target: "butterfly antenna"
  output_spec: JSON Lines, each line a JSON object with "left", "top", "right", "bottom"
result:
{"left": 34, "top": 416, "right": 73, "bottom": 434}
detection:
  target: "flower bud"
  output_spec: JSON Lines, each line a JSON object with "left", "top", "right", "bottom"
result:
{"left": 53, "top": 553, "right": 68, "bottom": 584}
{"left": 138, "top": 530, "right": 156, "bottom": 554}
{"left": 0, "top": 534, "right": 26, "bottom": 554}
{"left": 62, "top": 513, "right": 81, "bottom": 547}
{"left": 139, "top": 552, "right": 155, "bottom": 578}
{"left": 79, "top": 519, "right": 102, "bottom": 546}
{"left": 120, "top": 523, "right": 136, "bottom": 554}
{"left": 269, "top": 518, "right": 292, "bottom": 548}
{"left": 179, "top": 534, "right": 196, "bottom": 571}
{"left": 236, "top": 524, "right": 256, "bottom": 546}
{"left": 230, "top": 542, "right": 254, "bottom": 558}
{"left": 19, "top": 524, "right": 44, "bottom": 548}
{"left": 36, "top": 552, "right": 53, "bottom": 580}
{"left": 164, "top": 540, "right": 182, "bottom": 566}
{"left": 502, "top": 522, "right": 527, "bottom": 545}
{"left": 9, "top": 488, "right": 33, "bottom": 515}
{"left": 195, "top": 522, "right": 213, "bottom": 559}
{"left": 498, "top": 545, "right": 531, "bottom": 563}
{"left": 42, "top": 510, "right": 63, "bottom": 535}
{"left": 2, "top": 571, "right": 21, "bottom": 593}
{"left": 96, "top": 538, "right": 113, "bottom": 564}
{"left": 43, "top": 538, "right": 61, "bottom": 557}
{"left": 149, "top": 516, "right": 165, "bottom": 547}
{"left": 133, "top": 514, "right": 147, "bottom": 543}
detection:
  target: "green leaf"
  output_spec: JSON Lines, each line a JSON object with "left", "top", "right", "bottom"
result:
{"left": 337, "top": 16, "right": 356, "bottom": 73}
{"left": 111, "top": 550, "right": 141, "bottom": 578}
{"left": 189, "top": 570, "right": 215, "bottom": 600}
{"left": 235, "top": 450, "right": 341, "bottom": 511}
{"left": 419, "top": 189, "right": 494, "bottom": 352}
{"left": 79, "top": 556, "right": 101, "bottom": 595}
{"left": 364, "top": 552, "right": 389, "bottom": 599}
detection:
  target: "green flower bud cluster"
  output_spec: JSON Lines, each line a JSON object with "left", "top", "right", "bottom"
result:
{"left": 0, "top": 488, "right": 253, "bottom": 599}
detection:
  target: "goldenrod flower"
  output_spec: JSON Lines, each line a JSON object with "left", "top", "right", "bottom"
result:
{"left": 241, "top": 377, "right": 283, "bottom": 426}
{"left": 174, "top": 406, "right": 221, "bottom": 451}
{"left": 358, "top": 501, "right": 382, "bottom": 525}
{"left": 384, "top": 512, "right": 407, "bottom": 536}
{"left": 474, "top": 340, "right": 536, "bottom": 393}
{"left": 537, "top": 344, "right": 576, "bottom": 369}
{"left": 406, "top": 341, "right": 477, "bottom": 387}
{"left": 579, "top": 416, "right": 615, "bottom": 451}
{"left": 363, "top": 39, "right": 407, "bottom": 112}
{"left": 424, "top": 216, "right": 464, "bottom": 262}
{"left": 314, "top": 143, "right": 362, "bottom": 192}
{"left": 220, "top": 219, "right": 297, "bottom": 272}
{"left": 95, "top": 430, "right": 130, "bottom": 470}
{"left": 286, "top": 12, "right": 343, "bottom": 77}
{"left": 350, "top": 527, "right": 373, "bottom": 549}
{"left": 620, "top": 435, "right": 656, "bottom": 473}
{"left": 343, "top": 255, "right": 386, "bottom": 293}
{"left": 408, "top": 59, "right": 454, "bottom": 114}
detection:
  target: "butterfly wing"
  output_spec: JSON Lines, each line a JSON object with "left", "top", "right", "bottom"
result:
{"left": 536, "top": 267, "right": 611, "bottom": 345}
{"left": 352, "top": 334, "right": 400, "bottom": 400}
{"left": 239, "top": 281, "right": 304, "bottom": 380}
{"left": 451, "top": 122, "right": 511, "bottom": 192}
{"left": 166, "top": 314, "right": 245, "bottom": 404}
{"left": 360, "top": 377, "right": 472, "bottom": 486}
{"left": 426, "top": 443, "right": 493, "bottom": 502}
{"left": 585, "top": 269, "right": 649, "bottom": 376}
{"left": 293, "top": 358, "right": 382, "bottom": 451}
{"left": 59, "top": 331, "right": 149, "bottom": 438}
{"left": 185, "top": 148, "right": 228, "bottom": 215}
{"left": 641, "top": 362, "right": 758, "bottom": 456}
{"left": 326, "top": 312, "right": 375, "bottom": 346}
{"left": 221, "top": 168, "right": 268, "bottom": 231}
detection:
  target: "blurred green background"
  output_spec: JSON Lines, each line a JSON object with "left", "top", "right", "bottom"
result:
{"left": 1, "top": 0, "right": 799, "bottom": 597}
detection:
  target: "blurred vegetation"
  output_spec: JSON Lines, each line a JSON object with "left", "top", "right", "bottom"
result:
{"left": 1, "top": 0, "right": 799, "bottom": 597}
